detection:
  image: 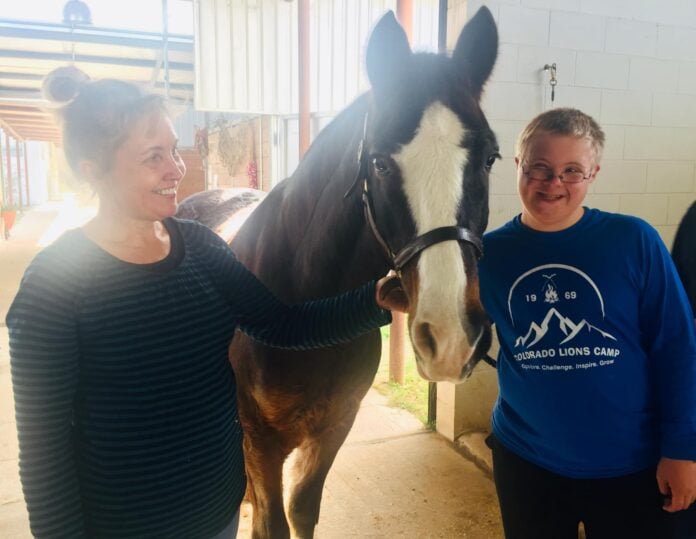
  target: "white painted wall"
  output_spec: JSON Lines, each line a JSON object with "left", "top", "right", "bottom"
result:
{"left": 194, "top": 0, "right": 438, "bottom": 116}
{"left": 438, "top": 0, "right": 696, "bottom": 441}
{"left": 464, "top": 0, "right": 696, "bottom": 246}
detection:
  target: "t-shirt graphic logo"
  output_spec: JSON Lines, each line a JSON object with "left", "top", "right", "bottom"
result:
{"left": 508, "top": 264, "right": 617, "bottom": 350}
{"left": 543, "top": 276, "right": 560, "bottom": 304}
{"left": 514, "top": 306, "right": 617, "bottom": 348}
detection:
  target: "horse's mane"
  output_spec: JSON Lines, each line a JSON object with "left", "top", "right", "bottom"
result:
{"left": 285, "top": 93, "right": 369, "bottom": 198}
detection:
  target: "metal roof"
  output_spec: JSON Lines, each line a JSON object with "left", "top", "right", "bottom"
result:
{"left": 0, "top": 18, "right": 194, "bottom": 142}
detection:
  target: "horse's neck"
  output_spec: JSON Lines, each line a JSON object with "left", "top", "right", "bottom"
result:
{"left": 233, "top": 98, "right": 391, "bottom": 300}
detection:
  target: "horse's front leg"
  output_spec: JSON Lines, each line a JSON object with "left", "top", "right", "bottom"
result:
{"left": 243, "top": 431, "right": 291, "bottom": 539}
{"left": 287, "top": 403, "right": 362, "bottom": 539}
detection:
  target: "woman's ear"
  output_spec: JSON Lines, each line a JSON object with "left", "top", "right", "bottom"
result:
{"left": 78, "top": 160, "right": 102, "bottom": 185}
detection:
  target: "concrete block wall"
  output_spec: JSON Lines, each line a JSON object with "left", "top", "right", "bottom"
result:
{"left": 460, "top": 0, "right": 696, "bottom": 245}
{"left": 437, "top": 0, "right": 696, "bottom": 441}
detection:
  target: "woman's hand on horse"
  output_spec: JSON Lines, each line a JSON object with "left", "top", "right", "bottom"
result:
{"left": 376, "top": 272, "right": 409, "bottom": 313}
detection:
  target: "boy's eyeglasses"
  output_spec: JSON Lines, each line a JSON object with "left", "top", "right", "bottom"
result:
{"left": 522, "top": 165, "right": 592, "bottom": 184}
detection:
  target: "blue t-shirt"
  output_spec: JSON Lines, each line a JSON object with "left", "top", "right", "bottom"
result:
{"left": 479, "top": 208, "right": 696, "bottom": 478}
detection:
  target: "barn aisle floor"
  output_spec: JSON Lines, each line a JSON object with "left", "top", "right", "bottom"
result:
{"left": 0, "top": 203, "right": 503, "bottom": 539}
{"left": 236, "top": 388, "right": 503, "bottom": 538}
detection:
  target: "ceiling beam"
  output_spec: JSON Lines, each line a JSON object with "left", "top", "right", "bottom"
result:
{"left": 0, "top": 116, "right": 23, "bottom": 140}
{"left": 0, "top": 50, "right": 194, "bottom": 71}
{"left": 3, "top": 123, "right": 58, "bottom": 132}
{"left": 0, "top": 19, "right": 193, "bottom": 52}
{"left": 0, "top": 72, "right": 194, "bottom": 91}
{"left": 0, "top": 110, "right": 51, "bottom": 118}
{"left": 0, "top": 105, "right": 48, "bottom": 114}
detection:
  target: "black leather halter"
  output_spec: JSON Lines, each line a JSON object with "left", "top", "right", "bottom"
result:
{"left": 345, "top": 114, "right": 484, "bottom": 274}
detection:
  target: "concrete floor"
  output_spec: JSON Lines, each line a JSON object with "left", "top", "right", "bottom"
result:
{"left": 0, "top": 202, "right": 503, "bottom": 538}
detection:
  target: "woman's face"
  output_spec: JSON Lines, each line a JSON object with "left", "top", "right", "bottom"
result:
{"left": 96, "top": 111, "right": 186, "bottom": 222}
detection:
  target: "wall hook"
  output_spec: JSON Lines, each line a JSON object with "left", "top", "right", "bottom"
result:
{"left": 544, "top": 63, "right": 557, "bottom": 102}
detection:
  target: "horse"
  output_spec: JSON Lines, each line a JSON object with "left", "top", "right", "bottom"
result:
{"left": 177, "top": 7, "right": 499, "bottom": 538}
{"left": 672, "top": 201, "right": 696, "bottom": 314}
{"left": 175, "top": 187, "right": 264, "bottom": 244}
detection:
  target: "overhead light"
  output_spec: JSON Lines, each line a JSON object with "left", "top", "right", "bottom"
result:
{"left": 62, "top": 0, "right": 93, "bottom": 26}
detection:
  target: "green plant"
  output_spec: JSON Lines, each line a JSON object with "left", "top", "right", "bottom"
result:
{"left": 373, "top": 329, "right": 430, "bottom": 425}
{"left": 1, "top": 203, "right": 18, "bottom": 213}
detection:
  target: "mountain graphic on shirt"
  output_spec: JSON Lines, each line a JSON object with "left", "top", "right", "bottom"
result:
{"left": 515, "top": 307, "right": 617, "bottom": 348}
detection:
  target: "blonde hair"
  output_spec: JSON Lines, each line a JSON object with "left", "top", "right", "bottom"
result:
{"left": 516, "top": 108, "right": 605, "bottom": 164}
{"left": 43, "top": 68, "right": 165, "bottom": 175}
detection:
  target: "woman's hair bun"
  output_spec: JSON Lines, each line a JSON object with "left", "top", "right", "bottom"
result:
{"left": 42, "top": 66, "right": 90, "bottom": 105}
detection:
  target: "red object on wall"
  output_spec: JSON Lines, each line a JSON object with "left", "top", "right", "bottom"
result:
{"left": 2, "top": 209, "right": 16, "bottom": 239}
{"left": 247, "top": 161, "right": 258, "bottom": 189}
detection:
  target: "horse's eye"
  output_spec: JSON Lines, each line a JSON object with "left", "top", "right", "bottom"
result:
{"left": 372, "top": 156, "right": 391, "bottom": 177}
{"left": 485, "top": 152, "right": 501, "bottom": 171}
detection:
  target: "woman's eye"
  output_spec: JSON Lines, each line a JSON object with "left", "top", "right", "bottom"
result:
{"left": 147, "top": 154, "right": 163, "bottom": 164}
{"left": 372, "top": 156, "right": 390, "bottom": 176}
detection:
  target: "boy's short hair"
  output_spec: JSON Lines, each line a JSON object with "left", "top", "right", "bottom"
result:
{"left": 516, "top": 108, "right": 605, "bottom": 164}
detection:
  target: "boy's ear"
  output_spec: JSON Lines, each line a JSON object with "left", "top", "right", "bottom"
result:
{"left": 589, "top": 164, "right": 600, "bottom": 182}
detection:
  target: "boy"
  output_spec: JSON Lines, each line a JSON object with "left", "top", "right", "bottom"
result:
{"left": 479, "top": 108, "right": 696, "bottom": 538}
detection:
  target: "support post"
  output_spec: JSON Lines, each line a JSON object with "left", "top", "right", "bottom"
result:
{"left": 15, "top": 138, "right": 23, "bottom": 208}
{"left": 389, "top": 312, "right": 407, "bottom": 384}
{"left": 388, "top": 0, "right": 414, "bottom": 386}
{"left": 162, "top": 0, "right": 170, "bottom": 98}
{"left": 430, "top": 0, "right": 449, "bottom": 430}
{"left": 0, "top": 129, "right": 5, "bottom": 206}
{"left": 5, "top": 131, "right": 13, "bottom": 206}
{"left": 24, "top": 141, "right": 30, "bottom": 207}
{"left": 396, "top": 0, "right": 413, "bottom": 40}
{"left": 438, "top": 0, "right": 448, "bottom": 53}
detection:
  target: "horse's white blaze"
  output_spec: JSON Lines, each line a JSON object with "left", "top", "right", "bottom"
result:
{"left": 393, "top": 102, "right": 472, "bottom": 380}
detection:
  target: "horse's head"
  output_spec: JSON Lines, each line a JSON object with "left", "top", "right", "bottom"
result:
{"left": 361, "top": 7, "right": 498, "bottom": 382}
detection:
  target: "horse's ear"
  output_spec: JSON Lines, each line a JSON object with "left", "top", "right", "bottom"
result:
{"left": 366, "top": 11, "right": 412, "bottom": 99}
{"left": 451, "top": 6, "right": 498, "bottom": 99}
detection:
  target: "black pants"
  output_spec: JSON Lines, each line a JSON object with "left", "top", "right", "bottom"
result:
{"left": 488, "top": 434, "right": 680, "bottom": 539}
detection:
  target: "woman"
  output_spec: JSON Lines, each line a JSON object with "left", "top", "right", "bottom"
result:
{"left": 7, "top": 77, "right": 402, "bottom": 538}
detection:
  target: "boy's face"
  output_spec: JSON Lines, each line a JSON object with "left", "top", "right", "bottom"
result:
{"left": 515, "top": 133, "right": 599, "bottom": 232}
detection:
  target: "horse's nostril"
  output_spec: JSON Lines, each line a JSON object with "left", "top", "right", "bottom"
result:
{"left": 414, "top": 322, "right": 437, "bottom": 359}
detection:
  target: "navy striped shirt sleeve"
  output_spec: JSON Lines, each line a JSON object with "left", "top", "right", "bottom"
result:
{"left": 195, "top": 224, "right": 392, "bottom": 350}
{"left": 7, "top": 254, "right": 86, "bottom": 538}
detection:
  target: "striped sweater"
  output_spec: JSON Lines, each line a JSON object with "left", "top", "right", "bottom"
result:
{"left": 7, "top": 217, "right": 391, "bottom": 538}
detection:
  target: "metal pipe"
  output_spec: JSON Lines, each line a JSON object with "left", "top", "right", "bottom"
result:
{"left": 15, "top": 138, "right": 23, "bottom": 208}
{"left": 298, "top": 0, "right": 310, "bottom": 158}
{"left": 389, "top": 0, "right": 414, "bottom": 386}
{"left": 429, "top": 0, "right": 450, "bottom": 425}
{"left": 162, "top": 0, "right": 170, "bottom": 98}
{"left": 0, "top": 129, "right": 5, "bottom": 206}
{"left": 396, "top": 0, "right": 413, "bottom": 42}
{"left": 24, "top": 141, "right": 30, "bottom": 207}
{"left": 5, "top": 131, "right": 13, "bottom": 206}
{"left": 438, "top": 0, "right": 448, "bottom": 53}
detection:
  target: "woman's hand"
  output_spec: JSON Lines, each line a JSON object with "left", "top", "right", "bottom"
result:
{"left": 375, "top": 271, "right": 409, "bottom": 313}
